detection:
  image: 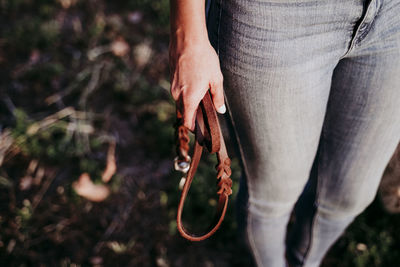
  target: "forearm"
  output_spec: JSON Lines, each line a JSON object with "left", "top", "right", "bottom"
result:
{"left": 169, "top": 0, "right": 225, "bottom": 131}
{"left": 170, "top": 0, "right": 208, "bottom": 46}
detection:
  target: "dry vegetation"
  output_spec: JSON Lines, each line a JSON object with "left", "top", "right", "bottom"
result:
{"left": 0, "top": 0, "right": 399, "bottom": 266}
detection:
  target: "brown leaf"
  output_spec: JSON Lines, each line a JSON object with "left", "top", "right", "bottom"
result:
{"left": 111, "top": 37, "right": 130, "bottom": 57}
{"left": 102, "top": 141, "right": 117, "bottom": 183}
{"left": 73, "top": 173, "right": 110, "bottom": 202}
{"left": 58, "top": 0, "right": 77, "bottom": 9}
{"left": 133, "top": 42, "right": 152, "bottom": 68}
{"left": 19, "top": 176, "right": 33, "bottom": 191}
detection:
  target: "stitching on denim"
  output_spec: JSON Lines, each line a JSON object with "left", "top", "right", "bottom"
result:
{"left": 340, "top": 0, "right": 377, "bottom": 59}
{"left": 247, "top": 212, "right": 264, "bottom": 266}
{"left": 225, "top": 95, "right": 263, "bottom": 265}
{"left": 216, "top": 0, "right": 262, "bottom": 264}
{"left": 216, "top": 0, "right": 223, "bottom": 55}
{"left": 225, "top": 94, "right": 263, "bottom": 265}
{"left": 300, "top": 202, "right": 319, "bottom": 266}
{"left": 300, "top": 131, "right": 327, "bottom": 266}
{"left": 226, "top": 104, "right": 262, "bottom": 265}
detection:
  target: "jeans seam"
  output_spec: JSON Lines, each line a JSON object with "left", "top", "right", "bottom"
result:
{"left": 225, "top": 95, "right": 263, "bottom": 266}
{"left": 247, "top": 211, "right": 264, "bottom": 266}
{"left": 216, "top": 0, "right": 223, "bottom": 55}
{"left": 224, "top": 92, "right": 263, "bottom": 265}
{"left": 300, "top": 203, "right": 319, "bottom": 266}
{"left": 300, "top": 132, "right": 326, "bottom": 266}
{"left": 339, "top": 0, "right": 377, "bottom": 60}
{"left": 216, "top": 0, "right": 260, "bottom": 263}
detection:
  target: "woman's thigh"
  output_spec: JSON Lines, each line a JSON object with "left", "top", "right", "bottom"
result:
{"left": 316, "top": 0, "right": 400, "bottom": 219}
{"left": 213, "top": 0, "right": 365, "bottom": 217}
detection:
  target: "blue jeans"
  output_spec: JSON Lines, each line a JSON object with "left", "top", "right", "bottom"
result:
{"left": 206, "top": 0, "right": 400, "bottom": 266}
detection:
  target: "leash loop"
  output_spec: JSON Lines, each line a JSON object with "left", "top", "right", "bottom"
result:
{"left": 174, "top": 90, "right": 233, "bottom": 241}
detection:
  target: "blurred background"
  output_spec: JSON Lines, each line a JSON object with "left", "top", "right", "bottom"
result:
{"left": 0, "top": 0, "right": 400, "bottom": 266}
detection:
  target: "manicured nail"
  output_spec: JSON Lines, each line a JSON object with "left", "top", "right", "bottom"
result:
{"left": 217, "top": 104, "right": 226, "bottom": 114}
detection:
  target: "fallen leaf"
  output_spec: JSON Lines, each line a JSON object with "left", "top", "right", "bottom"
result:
{"left": 102, "top": 141, "right": 117, "bottom": 183}
{"left": 73, "top": 173, "right": 110, "bottom": 202}
{"left": 133, "top": 42, "right": 152, "bottom": 68}
{"left": 29, "top": 49, "right": 40, "bottom": 64}
{"left": 58, "top": 0, "right": 77, "bottom": 9}
{"left": 20, "top": 176, "right": 33, "bottom": 191}
{"left": 111, "top": 37, "right": 130, "bottom": 57}
{"left": 33, "top": 167, "right": 45, "bottom": 185}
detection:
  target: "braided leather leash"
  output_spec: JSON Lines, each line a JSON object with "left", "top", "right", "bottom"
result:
{"left": 174, "top": 90, "right": 233, "bottom": 241}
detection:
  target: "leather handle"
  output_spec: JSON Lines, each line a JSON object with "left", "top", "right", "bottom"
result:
{"left": 175, "top": 91, "right": 233, "bottom": 241}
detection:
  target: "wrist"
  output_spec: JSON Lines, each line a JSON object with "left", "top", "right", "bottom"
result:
{"left": 171, "top": 25, "right": 209, "bottom": 46}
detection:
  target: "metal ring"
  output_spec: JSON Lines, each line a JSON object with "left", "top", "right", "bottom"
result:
{"left": 174, "top": 156, "right": 191, "bottom": 173}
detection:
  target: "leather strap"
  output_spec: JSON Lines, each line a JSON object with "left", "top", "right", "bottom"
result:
{"left": 175, "top": 91, "right": 233, "bottom": 241}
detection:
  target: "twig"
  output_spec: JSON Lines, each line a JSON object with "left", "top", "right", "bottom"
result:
{"left": 45, "top": 67, "right": 92, "bottom": 105}
{"left": 31, "top": 168, "right": 57, "bottom": 211}
{"left": 79, "top": 62, "right": 105, "bottom": 108}
{"left": 0, "top": 130, "right": 14, "bottom": 166}
{"left": 93, "top": 201, "right": 135, "bottom": 254}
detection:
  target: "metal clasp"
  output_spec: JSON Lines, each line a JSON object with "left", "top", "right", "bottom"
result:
{"left": 174, "top": 156, "right": 191, "bottom": 173}
{"left": 174, "top": 156, "right": 191, "bottom": 190}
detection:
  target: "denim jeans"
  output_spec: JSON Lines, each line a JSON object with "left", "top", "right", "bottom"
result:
{"left": 205, "top": 0, "right": 400, "bottom": 266}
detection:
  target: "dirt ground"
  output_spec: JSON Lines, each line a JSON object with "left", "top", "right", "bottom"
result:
{"left": 1, "top": 1, "right": 400, "bottom": 266}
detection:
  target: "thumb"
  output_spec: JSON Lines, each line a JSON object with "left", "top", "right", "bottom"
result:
{"left": 210, "top": 78, "right": 226, "bottom": 114}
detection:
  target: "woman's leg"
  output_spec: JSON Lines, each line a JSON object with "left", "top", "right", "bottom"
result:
{"left": 286, "top": 0, "right": 400, "bottom": 266}
{"left": 206, "top": 0, "right": 366, "bottom": 266}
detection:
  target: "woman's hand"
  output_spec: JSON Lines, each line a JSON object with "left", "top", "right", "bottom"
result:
{"left": 169, "top": 38, "right": 226, "bottom": 132}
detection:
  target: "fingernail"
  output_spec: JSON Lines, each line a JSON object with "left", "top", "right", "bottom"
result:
{"left": 217, "top": 104, "right": 226, "bottom": 114}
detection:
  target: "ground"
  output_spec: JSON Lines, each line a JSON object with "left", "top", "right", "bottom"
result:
{"left": 0, "top": 0, "right": 399, "bottom": 266}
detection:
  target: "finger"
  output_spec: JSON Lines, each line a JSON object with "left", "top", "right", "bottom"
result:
{"left": 183, "top": 101, "right": 197, "bottom": 132}
{"left": 170, "top": 79, "right": 181, "bottom": 101}
{"left": 182, "top": 91, "right": 201, "bottom": 132}
{"left": 209, "top": 76, "right": 226, "bottom": 114}
{"left": 175, "top": 93, "right": 184, "bottom": 117}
